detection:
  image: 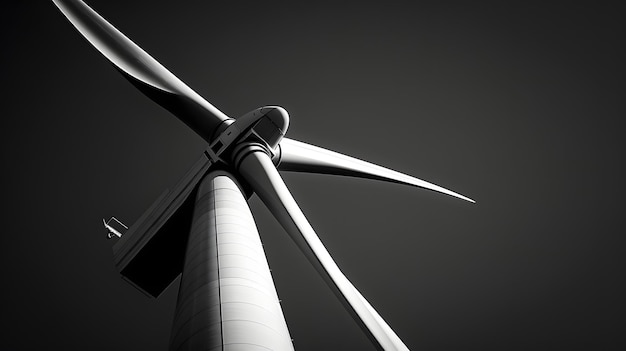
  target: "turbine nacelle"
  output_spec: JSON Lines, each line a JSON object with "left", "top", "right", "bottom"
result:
{"left": 207, "top": 106, "right": 289, "bottom": 163}
{"left": 239, "top": 106, "right": 289, "bottom": 151}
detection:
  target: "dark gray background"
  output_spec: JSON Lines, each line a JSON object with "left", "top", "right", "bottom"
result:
{"left": 2, "top": 0, "right": 624, "bottom": 350}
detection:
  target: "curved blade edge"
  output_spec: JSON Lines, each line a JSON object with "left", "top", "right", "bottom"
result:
{"left": 278, "top": 138, "right": 475, "bottom": 203}
{"left": 52, "top": 0, "right": 230, "bottom": 140}
{"left": 238, "top": 150, "right": 410, "bottom": 351}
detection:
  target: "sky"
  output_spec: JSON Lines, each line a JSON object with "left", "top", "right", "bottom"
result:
{"left": 2, "top": 0, "right": 625, "bottom": 350}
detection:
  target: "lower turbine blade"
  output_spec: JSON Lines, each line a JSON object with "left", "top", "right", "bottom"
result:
{"left": 238, "top": 149, "right": 410, "bottom": 351}
{"left": 278, "top": 138, "right": 475, "bottom": 203}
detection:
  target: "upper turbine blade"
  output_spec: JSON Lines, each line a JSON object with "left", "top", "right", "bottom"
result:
{"left": 278, "top": 138, "right": 475, "bottom": 203}
{"left": 238, "top": 150, "right": 410, "bottom": 351}
{"left": 52, "top": 0, "right": 231, "bottom": 142}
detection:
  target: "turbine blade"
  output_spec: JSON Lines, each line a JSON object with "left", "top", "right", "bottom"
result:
{"left": 238, "top": 150, "right": 410, "bottom": 351}
{"left": 52, "top": 0, "right": 231, "bottom": 142}
{"left": 278, "top": 138, "right": 475, "bottom": 203}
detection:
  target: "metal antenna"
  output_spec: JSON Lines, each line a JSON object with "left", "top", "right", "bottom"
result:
{"left": 103, "top": 217, "right": 128, "bottom": 239}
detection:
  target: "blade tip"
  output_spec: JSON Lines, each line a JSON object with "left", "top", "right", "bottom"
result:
{"left": 460, "top": 195, "right": 476, "bottom": 204}
{"left": 447, "top": 191, "right": 475, "bottom": 204}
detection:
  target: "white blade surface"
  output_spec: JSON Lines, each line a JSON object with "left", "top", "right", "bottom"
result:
{"left": 238, "top": 150, "right": 410, "bottom": 351}
{"left": 279, "top": 138, "right": 475, "bottom": 203}
{"left": 52, "top": 0, "right": 230, "bottom": 141}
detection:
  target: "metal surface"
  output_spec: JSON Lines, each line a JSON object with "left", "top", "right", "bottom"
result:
{"left": 170, "top": 171, "right": 294, "bottom": 351}
{"left": 206, "top": 106, "right": 289, "bottom": 163}
{"left": 113, "top": 153, "right": 213, "bottom": 297}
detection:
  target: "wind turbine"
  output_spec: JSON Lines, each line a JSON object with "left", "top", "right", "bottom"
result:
{"left": 52, "top": 1, "right": 474, "bottom": 350}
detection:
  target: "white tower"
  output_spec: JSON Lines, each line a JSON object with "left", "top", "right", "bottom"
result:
{"left": 170, "top": 171, "right": 293, "bottom": 350}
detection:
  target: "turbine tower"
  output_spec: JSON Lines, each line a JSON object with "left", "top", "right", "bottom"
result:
{"left": 53, "top": 1, "right": 474, "bottom": 350}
